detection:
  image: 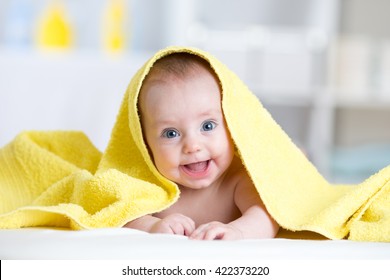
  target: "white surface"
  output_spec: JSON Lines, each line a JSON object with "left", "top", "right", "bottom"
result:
{"left": 0, "top": 228, "right": 389, "bottom": 260}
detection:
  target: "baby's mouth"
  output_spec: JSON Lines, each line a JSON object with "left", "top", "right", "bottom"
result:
{"left": 182, "top": 160, "right": 210, "bottom": 173}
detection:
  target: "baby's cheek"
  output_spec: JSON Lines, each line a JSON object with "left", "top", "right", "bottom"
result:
{"left": 154, "top": 151, "right": 178, "bottom": 173}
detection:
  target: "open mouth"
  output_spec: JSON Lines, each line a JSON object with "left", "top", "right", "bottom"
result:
{"left": 181, "top": 160, "right": 211, "bottom": 176}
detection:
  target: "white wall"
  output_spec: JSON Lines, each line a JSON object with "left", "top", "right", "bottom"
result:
{"left": 0, "top": 51, "right": 150, "bottom": 151}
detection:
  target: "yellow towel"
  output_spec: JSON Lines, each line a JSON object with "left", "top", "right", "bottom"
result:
{"left": 1, "top": 46, "right": 389, "bottom": 241}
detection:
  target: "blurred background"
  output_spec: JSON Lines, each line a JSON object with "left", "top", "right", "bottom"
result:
{"left": 1, "top": 0, "right": 390, "bottom": 184}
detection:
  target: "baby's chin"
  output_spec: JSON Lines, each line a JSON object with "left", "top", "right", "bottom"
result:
{"left": 178, "top": 182, "right": 214, "bottom": 190}
{"left": 178, "top": 175, "right": 224, "bottom": 191}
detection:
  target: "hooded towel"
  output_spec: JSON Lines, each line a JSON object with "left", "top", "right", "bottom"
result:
{"left": 1, "top": 46, "right": 389, "bottom": 241}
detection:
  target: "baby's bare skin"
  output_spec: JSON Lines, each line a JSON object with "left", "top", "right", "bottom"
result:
{"left": 125, "top": 54, "right": 279, "bottom": 240}
{"left": 152, "top": 157, "right": 278, "bottom": 240}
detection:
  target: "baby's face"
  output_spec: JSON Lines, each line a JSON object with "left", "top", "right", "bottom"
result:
{"left": 139, "top": 67, "right": 234, "bottom": 190}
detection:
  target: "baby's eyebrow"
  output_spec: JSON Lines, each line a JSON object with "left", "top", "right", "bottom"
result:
{"left": 151, "top": 119, "right": 176, "bottom": 129}
{"left": 149, "top": 109, "right": 223, "bottom": 129}
{"left": 199, "top": 109, "right": 223, "bottom": 119}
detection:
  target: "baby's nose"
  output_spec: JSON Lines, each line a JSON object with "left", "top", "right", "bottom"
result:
{"left": 183, "top": 136, "right": 201, "bottom": 154}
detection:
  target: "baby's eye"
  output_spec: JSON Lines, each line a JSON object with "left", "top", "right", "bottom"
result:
{"left": 201, "top": 121, "right": 217, "bottom": 132}
{"left": 162, "top": 129, "right": 180, "bottom": 138}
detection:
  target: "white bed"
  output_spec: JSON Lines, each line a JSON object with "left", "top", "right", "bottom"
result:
{"left": 1, "top": 227, "right": 389, "bottom": 260}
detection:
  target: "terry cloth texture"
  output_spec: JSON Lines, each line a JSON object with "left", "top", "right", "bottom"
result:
{"left": 1, "top": 46, "right": 389, "bottom": 241}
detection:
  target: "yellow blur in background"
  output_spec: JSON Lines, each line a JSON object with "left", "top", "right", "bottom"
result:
{"left": 101, "top": 0, "right": 127, "bottom": 52}
{"left": 36, "top": 1, "right": 73, "bottom": 49}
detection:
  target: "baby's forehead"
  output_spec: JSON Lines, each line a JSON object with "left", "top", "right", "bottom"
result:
{"left": 138, "top": 55, "right": 222, "bottom": 114}
{"left": 140, "top": 64, "right": 217, "bottom": 96}
{"left": 145, "top": 62, "right": 210, "bottom": 83}
{"left": 138, "top": 71, "right": 182, "bottom": 106}
{"left": 143, "top": 53, "right": 219, "bottom": 87}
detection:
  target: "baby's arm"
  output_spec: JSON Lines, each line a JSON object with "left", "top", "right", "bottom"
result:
{"left": 190, "top": 173, "right": 279, "bottom": 240}
{"left": 124, "top": 213, "right": 195, "bottom": 236}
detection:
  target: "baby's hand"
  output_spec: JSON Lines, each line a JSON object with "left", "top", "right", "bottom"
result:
{"left": 151, "top": 214, "right": 195, "bottom": 236}
{"left": 189, "top": 222, "right": 243, "bottom": 240}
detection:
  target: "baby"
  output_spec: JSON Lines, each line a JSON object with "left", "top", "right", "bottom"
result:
{"left": 125, "top": 53, "right": 279, "bottom": 240}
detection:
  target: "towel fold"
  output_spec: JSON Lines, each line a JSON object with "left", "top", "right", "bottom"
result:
{"left": 1, "top": 46, "right": 389, "bottom": 241}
